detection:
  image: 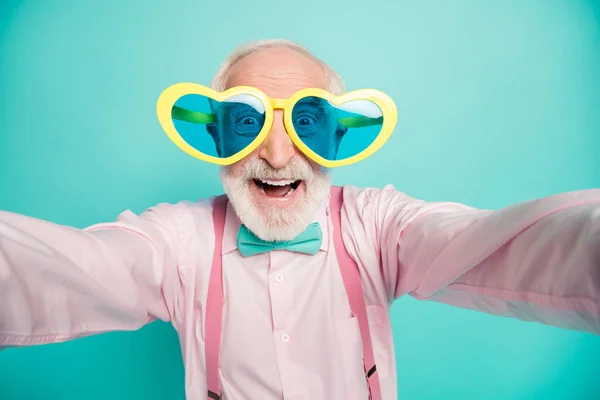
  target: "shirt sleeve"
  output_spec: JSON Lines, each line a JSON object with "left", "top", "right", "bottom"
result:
{"left": 341, "top": 185, "right": 600, "bottom": 335}
{"left": 0, "top": 202, "right": 184, "bottom": 347}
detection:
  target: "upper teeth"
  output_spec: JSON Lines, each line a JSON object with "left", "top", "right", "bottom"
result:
{"left": 260, "top": 179, "right": 295, "bottom": 186}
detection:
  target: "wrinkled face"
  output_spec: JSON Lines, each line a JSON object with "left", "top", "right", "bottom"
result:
{"left": 219, "top": 47, "right": 332, "bottom": 242}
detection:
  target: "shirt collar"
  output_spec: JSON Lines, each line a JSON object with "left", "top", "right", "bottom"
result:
{"left": 221, "top": 195, "right": 331, "bottom": 255}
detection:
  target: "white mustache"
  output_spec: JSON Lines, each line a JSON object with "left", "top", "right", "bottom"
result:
{"left": 239, "top": 158, "right": 313, "bottom": 182}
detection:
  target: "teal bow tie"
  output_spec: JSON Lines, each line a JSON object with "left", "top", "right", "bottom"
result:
{"left": 236, "top": 222, "right": 322, "bottom": 257}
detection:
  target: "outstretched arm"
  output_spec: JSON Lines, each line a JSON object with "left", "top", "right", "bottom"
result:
{"left": 342, "top": 185, "right": 600, "bottom": 334}
{"left": 0, "top": 204, "right": 181, "bottom": 346}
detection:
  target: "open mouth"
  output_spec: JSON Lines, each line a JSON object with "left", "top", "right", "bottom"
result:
{"left": 253, "top": 178, "right": 302, "bottom": 198}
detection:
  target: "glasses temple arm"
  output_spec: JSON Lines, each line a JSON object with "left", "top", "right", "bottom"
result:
{"left": 338, "top": 115, "right": 383, "bottom": 128}
{"left": 172, "top": 105, "right": 216, "bottom": 124}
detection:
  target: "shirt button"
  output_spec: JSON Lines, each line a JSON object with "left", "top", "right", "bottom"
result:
{"left": 275, "top": 274, "right": 283, "bottom": 282}
{"left": 281, "top": 333, "right": 290, "bottom": 342}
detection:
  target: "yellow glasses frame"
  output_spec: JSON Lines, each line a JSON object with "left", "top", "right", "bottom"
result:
{"left": 156, "top": 82, "right": 398, "bottom": 168}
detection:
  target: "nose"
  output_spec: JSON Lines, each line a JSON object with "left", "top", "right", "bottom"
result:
{"left": 258, "top": 110, "right": 296, "bottom": 169}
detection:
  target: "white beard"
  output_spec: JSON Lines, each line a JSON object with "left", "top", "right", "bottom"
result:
{"left": 220, "top": 157, "right": 331, "bottom": 242}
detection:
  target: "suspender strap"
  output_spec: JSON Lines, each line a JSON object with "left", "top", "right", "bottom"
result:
{"left": 205, "top": 195, "right": 228, "bottom": 400}
{"left": 206, "top": 187, "right": 382, "bottom": 399}
{"left": 330, "top": 186, "right": 382, "bottom": 400}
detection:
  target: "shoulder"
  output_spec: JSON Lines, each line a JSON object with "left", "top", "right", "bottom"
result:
{"left": 339, "top": 184, "right": 424, "bottom": 219}
{"left": 117, "top": 197, "right": 214, "bottom": 223}
{"left": 97, "top": 197, "right": 218, "bottom": 243}
{"left": 338, "top": 184, "right": 485, "bottom": 232}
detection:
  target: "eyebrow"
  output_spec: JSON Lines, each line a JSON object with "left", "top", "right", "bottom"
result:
{"left": 296, "top": 98, "right": 328, "bottom": 108}
{"left": 218, "top": 104, "right": 265, "bottom": 121}
{"left": 218, "top": 102, "right": 260, "bottom": 110}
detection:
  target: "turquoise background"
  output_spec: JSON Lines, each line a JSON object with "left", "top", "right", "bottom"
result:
{"left": 1, "top": 0, "right": 600, "bottom": 398}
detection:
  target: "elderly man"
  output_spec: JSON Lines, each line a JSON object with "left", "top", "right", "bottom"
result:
{"left": 0, "top": 39, "right": 599, "bottom": 400}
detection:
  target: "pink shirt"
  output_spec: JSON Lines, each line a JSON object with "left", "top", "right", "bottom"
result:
{"left": 1, "top": 185, "right": 599, "bottom": 399}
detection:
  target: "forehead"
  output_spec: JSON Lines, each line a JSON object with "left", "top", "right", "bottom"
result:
{"left": 224, "top": 47, "right": 328, "bottom": 98}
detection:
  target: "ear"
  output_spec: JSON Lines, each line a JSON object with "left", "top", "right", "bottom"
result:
{"left": 206, "top": 123, "right": 222, "bottom": 157}
{"left": 333, "top": 124, "right": 348, "bottom": 157}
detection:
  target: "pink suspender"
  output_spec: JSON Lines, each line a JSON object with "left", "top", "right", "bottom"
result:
{"left": 205, "top": 186, "right": 381, "bottom": 400}
{"left": 329, "top": 186, "right": 382, "bottom": 400}
{"left": 205, "top": 195, "right": 227, "bottom": 400}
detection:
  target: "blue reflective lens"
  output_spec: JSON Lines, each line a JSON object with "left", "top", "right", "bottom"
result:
{"left": 291, "top": 97, "right": 384, "bottom": 161}
{"left": 172, "top": 93, "right": 266, "bottom": 158}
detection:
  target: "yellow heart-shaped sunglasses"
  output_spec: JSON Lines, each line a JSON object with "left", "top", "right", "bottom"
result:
{"left": 156, "top": 82, "right": 397, "bottom": 168}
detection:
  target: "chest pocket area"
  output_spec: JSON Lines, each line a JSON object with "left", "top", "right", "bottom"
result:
{"left": 335, "top": 314, "right": 369, "bottom": 400}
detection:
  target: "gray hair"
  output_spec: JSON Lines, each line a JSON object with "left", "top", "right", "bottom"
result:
{"left": 210, "top": 39, "right": 345, "bottom": 95}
